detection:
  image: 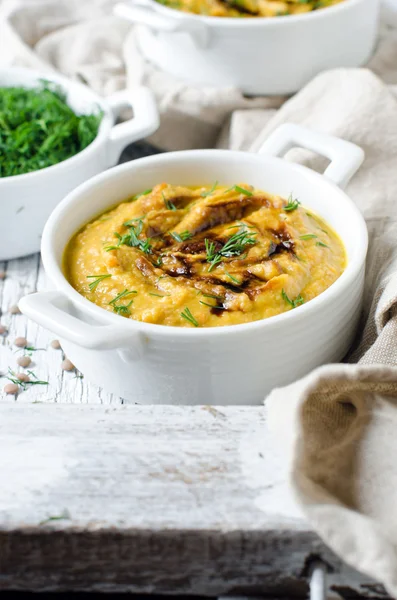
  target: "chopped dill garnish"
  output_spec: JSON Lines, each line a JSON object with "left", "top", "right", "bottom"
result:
{"left": 163, "top": 192, "right": 177, "bottom": 211}
{"left": 0, "top": 82, "right": 102, "bottom": 177}
{"left": 153, "top": 255, "right": 163, "bottom": 267}
{"left": 282, "top": 289, "right": 304, "bottom": 309}
{"left": 201, "top": 181, "right": 218, "bottom": 197}
{"left": 6, "top": 368, "right": 48, "bottom": 391}
{"left": 316, "top": 241, "right": 329, "bottom": 248}
{"left": 300, "top": 234, "right": 317, "bottom": 240}
{"left": 199, "top": 300, "right": 226, "bottom": 310}
{"left": 226, "top": 185, "right": 253, "bottom": 197}
{"left": 205, "top": 228, "right": 257, "bottom": 272}
{"left": 171, "top": 231, "right": 193, "bottom": 242}
{"left": 105, "top": 218, "right": 152, "bottom": 254}
{"left": 181, "top": 307, "right": 199, "bottom": 327}
{"left": 224, "top": 270, "right": 241, "bottom": 285}
{"left": 109, "top": 289, "right": 137, "bottom": 316}
{"left": 148, "top": 292, "right": 170, "bottom": 297}
{"left": 200, "top": 292, "right": 222, "bottom": 300}
{"left": 284, "top": 195, "right": 301, "bottom": 212}
{"left": 132, "top": 189, "right": 152, "bottom": 201}
{"left": 87, "top": 273, "right": 111, "bottom": 291}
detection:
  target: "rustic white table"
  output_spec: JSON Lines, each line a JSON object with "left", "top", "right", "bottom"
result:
{"left": 0, "top": 146, "right": 387, "bottom": 598}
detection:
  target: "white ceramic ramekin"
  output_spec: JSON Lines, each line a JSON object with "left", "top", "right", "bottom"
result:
{"left": 19, "top": 124, "right": 367, "bottom": 405}
{"left": 0, "top": 67, "right": 159, "bottom": 260}
{"left": 114, "top": 0, "right": 380, "bottom": 95}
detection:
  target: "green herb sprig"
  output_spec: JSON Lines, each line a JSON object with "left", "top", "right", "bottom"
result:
{"left": 205, "top": 227, "right": 257, "bottom": 272}
{"left": 226, "top": 185, "right": 253, "bottom": 197}
{"left": 171, "top": 231, "right": 193, "bottom": 242}
{"left": 109, "top": 289, "right": 137, "bottom": 316}
{"left": 284, "top": 195, "right": 301, "bottom": 212}
{"left": 300, "top": 234, "right": 317, "bottom": 240}
{"left": 201, "top": 181, "right": 218, "bottom": 198}
{"left": 181, "top": 307, "right": 199, "bottom": 327}
{"left": 106, "top": 218, "right": 152, "bottom": 255}
{"left": 87, "top": 274, "right": 111, "bottom": 291}
{"left": 282, "top": 289, "right": 304, "bottom": 309}
{"left": 6, "top": 368, "right": 48, "bottom": 391}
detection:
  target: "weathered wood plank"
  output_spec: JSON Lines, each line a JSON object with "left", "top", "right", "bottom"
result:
{"left": 0, "top": 404, "right": 385, "bottom": 597}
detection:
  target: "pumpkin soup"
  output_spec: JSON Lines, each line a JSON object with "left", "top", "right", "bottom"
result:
{"left": 65, "top": 183, "right": 346, "bottom": 328}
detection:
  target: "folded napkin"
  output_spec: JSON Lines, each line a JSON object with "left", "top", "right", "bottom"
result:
{"left": 4, "top": 0, "right": 397, "bottom": 593}
{"left": 261, "top": 67, "right": 397, "bottom": 597}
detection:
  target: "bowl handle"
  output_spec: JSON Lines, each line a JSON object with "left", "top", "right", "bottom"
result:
{"left": 113, "top": 2, "right": 210, "bottom": 49}
{"left": 107, "top": 86, "right": 160, "bottom": 166}
{"left": 19, "top": 292, "right": 135, "bottom": 350}
{"left": 258, "top": 123, "right": 365, "bottom": 189}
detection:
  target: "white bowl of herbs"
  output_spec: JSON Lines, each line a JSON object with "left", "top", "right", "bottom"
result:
{"left": 0, "top": 67, "right": 159, "bottom": 260}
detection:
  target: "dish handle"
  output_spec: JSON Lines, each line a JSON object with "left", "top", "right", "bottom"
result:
{"left": 113, "top": 2, "right": 210, "bottom": 49}
{"left": 106, "top": 86, "right": 160, "bottom": 166}
{"left": 19, "top": 292, "right": 136, "bottom": 350}
{"left": 258, "top": 123, "right": 364, "bottom": 189}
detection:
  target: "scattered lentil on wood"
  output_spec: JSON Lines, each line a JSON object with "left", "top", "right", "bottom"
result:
{"left": 14, "top": 337, "right": 27, "bottom": 348}
{"left": 17, "top": 373, "right": 30, "bottom": 382}
{"left": 17, "top": 356, "right": 31, "bottom": 368}
{"left": 61, "top": 359, "right": 75, "bottom": 372}
{"left": 0, "top": 324, "right": 7, "bottom": 335}
{"left": 9, "top": 305, "right": 21, "bottom": 315}
{"left": 50, "top": 339, "right": 61, "bottom": 350}
{"left": 4, "top": 383, "right": 19, "bottom": 394}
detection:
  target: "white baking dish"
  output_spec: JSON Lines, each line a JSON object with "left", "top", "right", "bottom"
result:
{"left": 0, "top": 67, "right": 159, "bottom": 260}
{"left": 114, "top": 0, "right": 380, "bottom": 95}
{"left": 19, "top": 124, "right": 367, "bottom": 405}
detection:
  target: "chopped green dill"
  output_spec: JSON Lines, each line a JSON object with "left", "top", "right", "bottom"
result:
{"left": 39, "top": 510, "right": 71, "bottom": 526}
{"left": 109, "top": 289, "right": 137, "bottom": 305}
{"left": 284, "top": 195, "right": 301, "bottom": 212}
{"left": 106, "top": 218, "right": 152, "bottom": 255}
{"left": 227, "top": 221, "right": 256, "bottom": 230}
{"left": 281, "top": 289, "right": 304, "bottom": 309}
{"left": 6, "top": 367, "right": 48, "bottom": 391}
{"left": 123, "top": 216, "right": 146, "bottom": 227}
{"left": 149, "top": 292, "right": 170, "bottom": 297}
{"left": 171, "top": 231, "right": 193, "bottom": 243}
{"left": 163, "top": 192, "right": 177, "bottom": 211}
{"left": 132, "top": 188, "right": 152, "bottom": 201}
{"left": 316, "top": 241, "right": 329, "bottom": 248}
{"left": 199, "top": 300, "right": 226, "bottom": 310}
{"left": 87, "top": 273, "right": 111, "bottom": 291}
{"left": 113, "top": 301, "right": 133, "bottom": 315}
{"left": 200, "top": 292, "right": 222, "bottom": 300}
{"left": 109, "top": 289, "right": 136, "bottom": 315}
{"left": 153, "top": 255, "right": 163, "bottom": 267}
{"left": 0, "top": 82, "right": 102, "bottom": 177}
{"left": 201, "top": 181, "right": 218, "bottom": 197}
{"left": 180, "top": 307, "right": 199, "bottom": 327}
{"left": 205, "top": 228, "right": 257, "bottom": 272}
{"left": 300, "top": 234, "right": 317, "bottom": 240}
{"left": 226, "top": 185, "right": 253, "bottom": 197}
{"left": 224, "top": 270, "right": 241, "bottom": 285}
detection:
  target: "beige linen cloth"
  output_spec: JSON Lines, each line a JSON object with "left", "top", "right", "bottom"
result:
{"left": 4, "top": 0, "right": 397, "bottom": 594}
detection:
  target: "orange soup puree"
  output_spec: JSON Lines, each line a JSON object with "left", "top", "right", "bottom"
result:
{"left": 64, "top": 183, "right": 346, "bottom": 328}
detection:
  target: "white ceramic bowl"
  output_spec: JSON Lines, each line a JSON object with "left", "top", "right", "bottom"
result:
{"left": 19, "top": 124, "right": 367, "bottom": 405}
{"left": 114, "top": 0, "right": 380, "bottom": 95}
{"left": 0, "top": 67, "right": 159, "bottom": 261}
